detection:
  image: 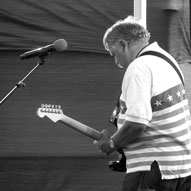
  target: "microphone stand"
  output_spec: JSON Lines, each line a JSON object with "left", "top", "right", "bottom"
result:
{"left": 0, "top": 52, "right": 49, "bottom": 106}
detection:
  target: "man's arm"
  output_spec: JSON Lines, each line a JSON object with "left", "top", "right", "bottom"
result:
{"left": 94, "top": 121, "right": 147, "bottom": 155}
{"left": 111, "top": 121, "right": 147, "bottom": 149}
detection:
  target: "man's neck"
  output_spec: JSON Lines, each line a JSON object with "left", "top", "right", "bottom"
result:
{"left": 135, "top": 43, "right": 150, "bottom": 58}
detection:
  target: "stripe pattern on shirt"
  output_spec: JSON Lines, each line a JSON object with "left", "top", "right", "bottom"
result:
{"left": 122, "top": 84, "right": 191, "bottom": 179}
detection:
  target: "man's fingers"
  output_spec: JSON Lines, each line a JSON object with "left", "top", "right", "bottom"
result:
{"left": 93, "top": 140, "right": 102, "bottom": 148}
{"left": 93, "top": 140, "right": 98, "bottom": 146}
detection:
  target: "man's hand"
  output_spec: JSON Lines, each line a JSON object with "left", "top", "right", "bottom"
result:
{"left": 93, "top": 129, "right": 116, "bottom": 155}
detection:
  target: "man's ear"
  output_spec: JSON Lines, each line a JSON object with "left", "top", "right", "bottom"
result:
{"left": 119, "top": 40, "right": 127, "bottom": 50}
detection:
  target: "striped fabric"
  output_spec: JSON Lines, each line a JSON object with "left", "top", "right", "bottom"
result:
{"left": 122, "top": 84, "right": 191, "bottom": 179}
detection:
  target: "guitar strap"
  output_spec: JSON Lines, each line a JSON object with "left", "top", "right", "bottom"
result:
{"left": 139, "top": 51, "right": 185, "bottom": 86}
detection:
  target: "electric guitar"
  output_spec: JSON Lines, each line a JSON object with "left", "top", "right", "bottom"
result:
{"left": 36, "top": 104, "right": 102, "bottom": 140}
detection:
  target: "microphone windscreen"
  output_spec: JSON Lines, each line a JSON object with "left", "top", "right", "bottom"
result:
{"left": 54, "top": 39, "right": 68, "bottom": 52}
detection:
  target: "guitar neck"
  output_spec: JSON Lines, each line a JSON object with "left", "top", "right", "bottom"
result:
{"left": 59, "top": 114, "right": 102, "bottom": 140}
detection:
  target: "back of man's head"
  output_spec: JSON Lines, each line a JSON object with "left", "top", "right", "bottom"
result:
{"left": 103, "top": 16, "right": 150, "bottom": 51}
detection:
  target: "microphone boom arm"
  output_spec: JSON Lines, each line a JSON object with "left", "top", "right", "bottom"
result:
{"left": 0, "top": 55, "right": 47, "bottom": 106}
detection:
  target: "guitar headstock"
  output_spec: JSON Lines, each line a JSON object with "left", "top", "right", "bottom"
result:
{"left": 36, "top": 104, "right": 64, "bottom": 122}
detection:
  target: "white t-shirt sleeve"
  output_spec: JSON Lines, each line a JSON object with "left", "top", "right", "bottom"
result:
{"left": 122, "top": 66, "right": 153, "bottom": 125}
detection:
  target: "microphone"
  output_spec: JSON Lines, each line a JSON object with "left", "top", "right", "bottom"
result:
{"left": 20, "top": 39, "right": 68, "bottom": 60}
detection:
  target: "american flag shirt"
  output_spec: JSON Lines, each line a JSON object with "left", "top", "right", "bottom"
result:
{"left": 118, "top": 42, "right": 191, "bottom": 179}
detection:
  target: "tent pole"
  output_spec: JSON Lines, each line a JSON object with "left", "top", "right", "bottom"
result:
{"left": 134, "top": 0, "right": 147, "bottom": 28}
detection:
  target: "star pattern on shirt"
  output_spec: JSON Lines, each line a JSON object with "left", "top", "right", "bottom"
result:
{"left": 151, "top": 84, "right": 186, "bottom": 112}
{"left": 154, "top": 100, "right": 162, "bottom": 107}
{"left": 176, "top": 91, "right": 181, "bottom": 98}
{"left": 167, "top": 94, "right": 173, "bottom": 102}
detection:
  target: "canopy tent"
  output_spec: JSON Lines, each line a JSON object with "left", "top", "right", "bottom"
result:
{"left": 0, "top": 0, "right": 190, "bottom": 62}
{"left": 0, "top": 0, "right": 133, "bottom": 53}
